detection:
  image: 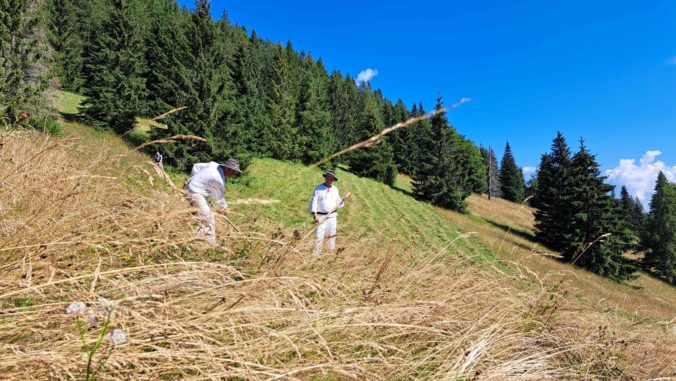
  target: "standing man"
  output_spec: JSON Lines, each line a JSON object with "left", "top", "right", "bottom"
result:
{"left": 184, "top": 158, "right": 242, "bottom": 246}
{"left": 309, "top": 171, "right": 350, "bottom": 256}
{"left": 154, "top": 151, "right": 164, "bottom": 171}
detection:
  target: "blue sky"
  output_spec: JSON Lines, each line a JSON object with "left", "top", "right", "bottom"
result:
{"left": 179, "top": 0, "right": 675, "bottom": 205}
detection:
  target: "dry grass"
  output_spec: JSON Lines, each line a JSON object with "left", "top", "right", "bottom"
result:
{"left": 0, "top": 124, "right": 674, "bottom": 380}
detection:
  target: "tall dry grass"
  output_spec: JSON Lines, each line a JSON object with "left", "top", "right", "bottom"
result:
{"left": 0, "top": 126, "right": 674, "bottom": 380}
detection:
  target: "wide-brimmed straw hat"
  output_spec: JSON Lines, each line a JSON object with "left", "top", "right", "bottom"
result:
{"left": 323, "top": 171, "right": 338, "bottom": 181}
{"left": 221, "top": 158, "right": 242, "bottom": 174}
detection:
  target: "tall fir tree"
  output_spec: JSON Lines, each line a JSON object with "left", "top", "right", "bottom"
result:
{"left": 412, "top": 97, "right": 483, "bottom": 212}
{"left": 266, "top": 43, "right": 298, "bottom": 160}
{"left": 80, "top": 0, "right": 147, "bottom": 133}
{"left": 559, "top": 141, "right": 637, "bottom": 281}
{"left": 641, "top": 172, "right": 676, "bottom": 284}
{"left": 534, "top": 132, "right": 572, "bottom": 251}
{"left": 499, "top": 142, "right": 525, "bottom": 202}
{"left": 619, "top": 185, "right": 645, "bottom": 240}
{"left": 0, "top": 0, "right": 45, "bottom": 122}
{"left": 296, "top": 54, "right": 333, "bottom": 164}
{"left": 346, "top": 85, "right": 396, "bottom": 185}
{"left": 46, "top": 0, "right": 84, "bottom": 92}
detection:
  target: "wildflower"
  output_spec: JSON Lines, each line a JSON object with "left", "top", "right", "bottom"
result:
{"left": 106, "top": 328, "right": 127, "bottom": 346}
{"left": 86, "top": 314, "right": 98, "bottom": 327}
{"left": 98, "top": 297, "right": 117, "bottom": 317}
{"left": 66, "top": 302, "right": 86, "bottom": 316}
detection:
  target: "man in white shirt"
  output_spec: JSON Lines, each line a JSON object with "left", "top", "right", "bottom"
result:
{"left": 185, "top": 158, "right": 242, "bottom": 246}
{"left": 309, "top": 171, "right": 350, "bottom": 256}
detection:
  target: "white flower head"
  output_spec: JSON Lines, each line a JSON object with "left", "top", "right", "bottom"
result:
{"left": 86, "top": 314, "right": 98, "bottom": 327}
{"left": 98, "top": 297, "right": 117, "bottom": 317}
{"left": 106, "top": 328, "right": 127, "bottom": 346}
{"left": 66, "top": 302, "right": 86, "bottom": 316}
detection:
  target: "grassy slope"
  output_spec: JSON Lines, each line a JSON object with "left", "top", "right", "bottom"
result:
{"left": 49, "top": 89, "right": 675, "bottom": 321}
{"left": 1, "top": 90, "right": 670, "bottom": 379}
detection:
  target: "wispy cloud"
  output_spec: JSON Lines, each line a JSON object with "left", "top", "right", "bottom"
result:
{"left": 356, "top": 68, "right": 379, "bottom": 84}
{"left": 605, "top": 150, "right": 676, "bottom": 208}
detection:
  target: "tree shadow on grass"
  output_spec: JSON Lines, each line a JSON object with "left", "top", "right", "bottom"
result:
{"left": 483, "top": 218, "right": 537, "bottom": 242}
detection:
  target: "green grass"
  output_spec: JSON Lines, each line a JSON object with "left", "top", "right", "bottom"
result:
{"left": 222, "top": 158, "right": 489, "bottom": 260}
{"left": 50, "top": 89, "right": 85, "bottom": 115}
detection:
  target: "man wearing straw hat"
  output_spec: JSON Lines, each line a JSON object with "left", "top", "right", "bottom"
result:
{"left": 309, "top": 171, "right": 350, "bottom": 256}
{"left": 185, "top": 158, "right": 242, "bottom": 246}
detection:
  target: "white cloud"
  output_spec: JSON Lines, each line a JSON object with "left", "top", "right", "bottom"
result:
{"left": 668, "top": 56, "right": 676, "bottom": 66}
{"left": 605, "top": 150, "right": 676, "bottom": 208}
{"left": 356, "top": 68, "right": 378, "bottom": 84}
{"left": 522, "top": 166, "right": 537, "bottom": 180}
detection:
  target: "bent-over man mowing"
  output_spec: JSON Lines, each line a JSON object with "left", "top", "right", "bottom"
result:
{"left": 184, "top": 158, "right": 241, "bottom": 246}
{"left": 309, "top": 171, "right": 350, "bottom": 256}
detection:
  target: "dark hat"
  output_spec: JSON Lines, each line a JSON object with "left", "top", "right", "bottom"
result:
{"left": 221, "top": 158, "right": 242, "bottom": 174}
{"left": 323, "top": 171, "right": 338, "bottom": 181}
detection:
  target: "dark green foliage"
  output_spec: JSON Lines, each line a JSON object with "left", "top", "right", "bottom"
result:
{"left": 534, "top": 132, "right": 572, "bottom": 252}
{"left": 412, "top": 97, "right": 485, "bottom": 212}
{"left": 559, "top": 142, "right": 636, "bottom": 281}
{"left": 499, "top": 142, "right": 525, "bottom": 202}
{"left": 619, "top": 186, "right": 645, "bottom": 240}
{"left": 80, "top": 0, "right": 147, "bottom": 133}
{"left": 0, "top": 0, "right": 46, "bottom": 123}
{"left": 641, "top": 172, "right": 676, "bottom": 284}
{"left": 346, "top": 86, "right": 396, "bottom": 185}
{"left": 46, "top": 0, "right": 84, "bottom": 92}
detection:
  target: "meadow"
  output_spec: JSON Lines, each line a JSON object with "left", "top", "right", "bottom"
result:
{"left": 0, "top": 92, "right": 673, "bottom": 379}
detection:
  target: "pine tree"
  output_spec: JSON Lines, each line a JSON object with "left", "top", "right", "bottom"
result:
{"left": 534, "top": 132, "right": 572, "bottom": 251}
{"left": 80, "top": 0, "right": 147, "bottom": 133}
{"left": 266, "top": 43, "right": 298, "bottom": 159}
{"left": 560, "top": 141, "right": 637, "bottom": 281}
{"left": 346, "top": 86, "right": 396, "bottom": 185}
{"left": 412, "top": 97, "right": 482, "bottom": 211}
{"left": 0, "top": 0, "right": 46, "bottom": 123}
{"left": 619, "top": 186, "right": 645, "bottom": 239}
{"left": 296, "top": 54, "right": 333, "bottom": 164}
{"left": 641, "top": 172, "right": 676, "bottom": 284}
{"left": 46, "top": 0, "right": 84, "bottom": 92}
{"left": 499, "top": 142, "right": 525, "bottom": 202}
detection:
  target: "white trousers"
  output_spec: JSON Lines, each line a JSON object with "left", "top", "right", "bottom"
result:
{"left": 314, "top": 214, "right": 337, "bottom": 255}
{"left": 186, "top": 193, "right": 217, "bottom": 246}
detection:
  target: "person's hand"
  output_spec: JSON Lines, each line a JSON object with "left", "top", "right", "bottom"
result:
{"left": 313, "top": 214, "right": 319, "bottom": 224}
{"left": 220, "top": 208, "right": 230, "bottom": 216}
{"left": 342, "top": 192, "right": 351, "bottom": 202}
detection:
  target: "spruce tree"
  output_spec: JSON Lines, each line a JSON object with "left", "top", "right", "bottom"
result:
{"left": 80, "top": 0, "right": 147, "bottom": 133}
{"left": 346, "top": 86, "right": 396, "bottom": 185}
{"left": 641, "top": 172, "right": 676, "bottom": 284}
{"left": 46, "top": 0, "right": 84, "bottom": 92}
{"left": 499, "top": 142, "right": 525, "bottom": 202}
{"left": 296, "top": 54, "right": 333, "bottom": 164}
{"left": 412, "top": 97, "right": 482, "bottom": 211}
{"left": 0, "top": 0, "right": 45, "bottom": 123}
{"left": 266, "top": 43, "right": 298, "bottom": 159}
{"left": 619, "top": 185, "right": 645, "bottom": 239}
{"left": 561, "top": 141, "right": 636, "bottom": 281}
{"left": 534, "top": 132, "right": 572, "bottom": 251}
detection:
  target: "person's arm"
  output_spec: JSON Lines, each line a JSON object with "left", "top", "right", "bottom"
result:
{"left": 309, "top": 188, "right": 319, "bottom": 223}
{"left": 336, "top": 188, "right": 349, "bottom": 209}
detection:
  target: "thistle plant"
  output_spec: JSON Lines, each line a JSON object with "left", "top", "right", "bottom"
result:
{"left": 66, "top": 298, "right": 127, "bottom": 380}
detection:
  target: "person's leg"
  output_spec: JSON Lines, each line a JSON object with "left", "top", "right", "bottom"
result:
{"left": 188, "top": 193, "right": 217, "bottom": 245}
{"left": 326, "top": 216, "right": 337, "bottom": 251}
{"left": 314, "top": 218, "right": 327, "bottom": 256}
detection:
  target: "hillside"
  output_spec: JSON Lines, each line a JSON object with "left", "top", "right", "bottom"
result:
{"left": 0, "top": 102, "right": 673, "bottom": 379}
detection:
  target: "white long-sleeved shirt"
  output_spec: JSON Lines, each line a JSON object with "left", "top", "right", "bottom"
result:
{"left": 186, "top": 162, "right": 228, "bottom": 210}
{"left": 309, "top": 184, "right": 344, "bottom": 215}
